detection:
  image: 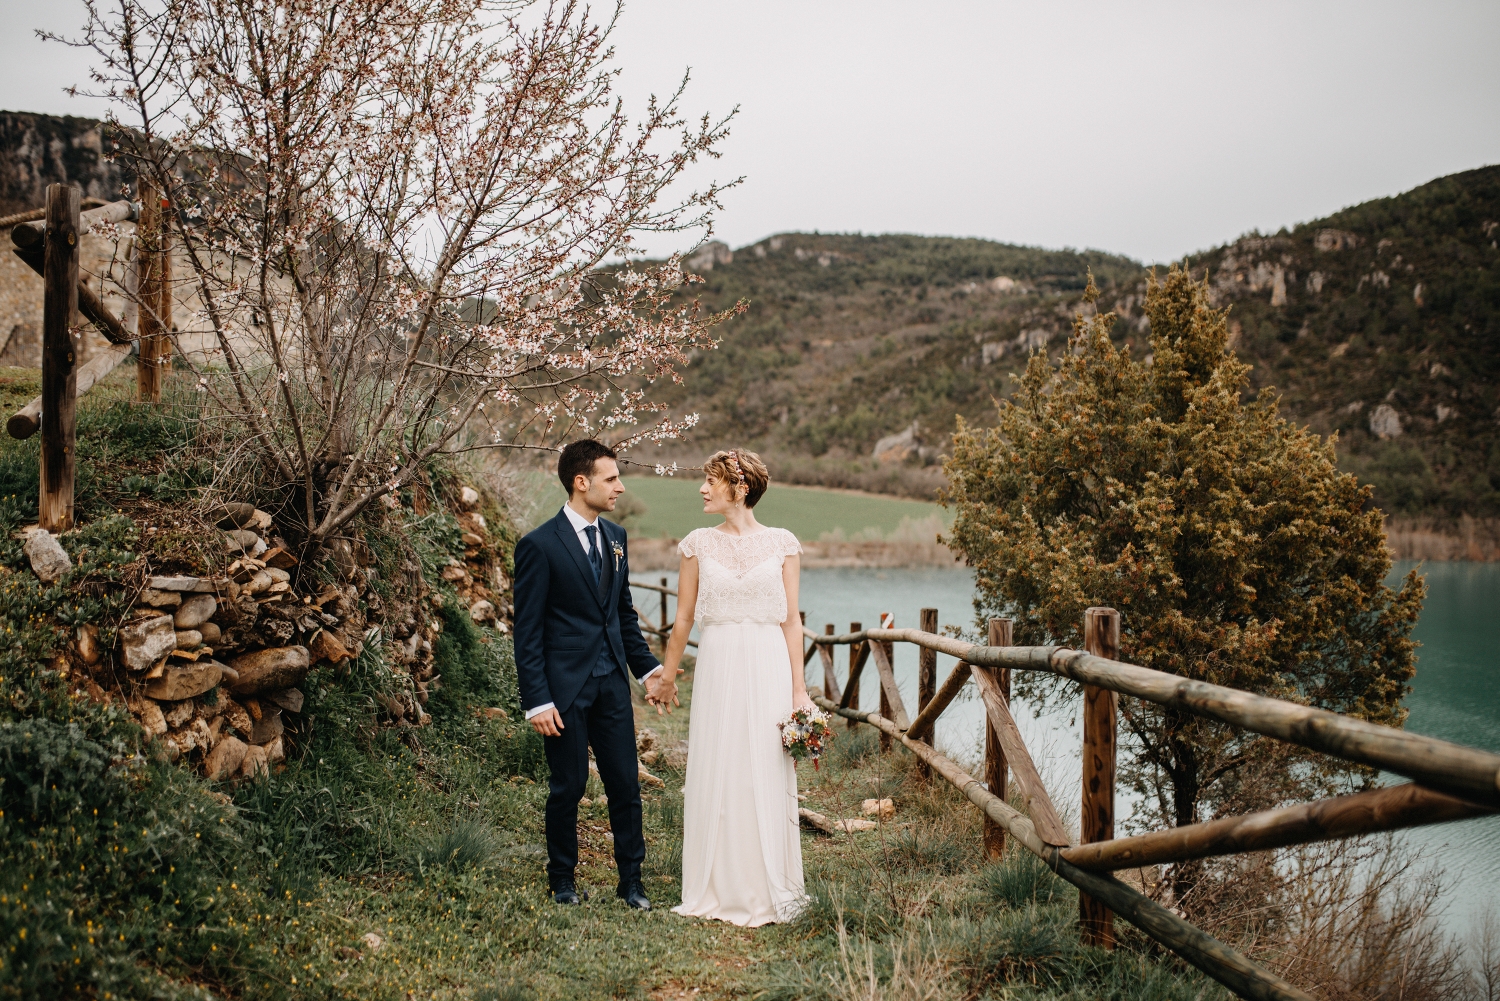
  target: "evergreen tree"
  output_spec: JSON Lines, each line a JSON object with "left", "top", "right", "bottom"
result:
{"left": 942, "top": 266, "right": 1424, "bottom": 857}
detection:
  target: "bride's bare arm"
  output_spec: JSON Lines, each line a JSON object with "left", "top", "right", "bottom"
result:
{"left": 781, "top": 555, "right": 813, "bottom": 709}
{"left": 654, "top": 553, "right": 699, "bottom": 712}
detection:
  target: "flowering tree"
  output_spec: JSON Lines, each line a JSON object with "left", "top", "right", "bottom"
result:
{"left": 67, "top": 0, "right": 740, "bottom": 550}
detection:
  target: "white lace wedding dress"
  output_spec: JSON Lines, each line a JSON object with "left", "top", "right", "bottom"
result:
{"left": 672, "top": 526, "right": 808, "bottom": 926}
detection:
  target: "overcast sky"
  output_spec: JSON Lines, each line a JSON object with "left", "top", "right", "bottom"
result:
{"left": 5, "top": 1, "right": 1497, "bottom": 264}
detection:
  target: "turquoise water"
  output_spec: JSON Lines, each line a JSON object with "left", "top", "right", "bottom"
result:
{"left": 633, "top": 560, "right": 1500, "bottom": 932}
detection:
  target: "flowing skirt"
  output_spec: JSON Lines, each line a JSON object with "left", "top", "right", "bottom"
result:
{"left": 672, "top": 621, "right": 806, "bottom": 926}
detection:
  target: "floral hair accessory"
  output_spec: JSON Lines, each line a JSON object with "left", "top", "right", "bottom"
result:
{"left": 725, "top": 450, "right": 747, "bottom": 485}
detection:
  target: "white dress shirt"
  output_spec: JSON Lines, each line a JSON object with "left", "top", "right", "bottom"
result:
{"left": 524, "top": 505, "right": 661, "bottom": 719}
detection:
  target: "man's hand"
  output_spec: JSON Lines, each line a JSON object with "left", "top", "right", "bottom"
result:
{"left": 645, "top": 667, "right": 680, "bottom": 715}
{"left": 529, "top": 707, "right": 564, "bottom": 737}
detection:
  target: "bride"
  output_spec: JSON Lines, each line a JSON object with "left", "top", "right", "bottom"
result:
{"left": 654, "top": 449, "right": 814, "bottom": 926}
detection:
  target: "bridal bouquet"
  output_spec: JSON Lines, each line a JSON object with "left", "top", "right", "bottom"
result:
{"left": 778, "top": 707, "right": 835, "bottom": 769}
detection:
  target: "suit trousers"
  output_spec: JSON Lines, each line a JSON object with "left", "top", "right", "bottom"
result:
{"left": 542, "top": 666, "right": 644, "bottom": 889}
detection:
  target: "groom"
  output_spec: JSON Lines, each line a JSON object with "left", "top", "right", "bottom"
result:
{"left": 513, "top": 439, "right": 674, "bottom": 909}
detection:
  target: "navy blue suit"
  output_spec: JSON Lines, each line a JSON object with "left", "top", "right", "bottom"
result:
{"left": 513, "top": 509, "right": 660, "bottom": 889}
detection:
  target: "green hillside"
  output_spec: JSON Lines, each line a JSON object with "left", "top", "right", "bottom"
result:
{"left": 649, "top": 167, "right": 1500, "bottom": 518}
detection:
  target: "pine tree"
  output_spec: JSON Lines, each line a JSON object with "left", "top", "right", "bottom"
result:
{"left": 942, "top": 266, "right": 1424, "bottom": 869}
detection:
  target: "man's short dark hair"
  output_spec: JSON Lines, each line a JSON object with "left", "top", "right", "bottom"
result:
{"left": 558, "top": 440, "right": 618, "bottom": 495}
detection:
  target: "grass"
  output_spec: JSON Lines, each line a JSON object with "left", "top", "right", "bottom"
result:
{"left": 0, "top": 378, "right": 1208, "bottom": 1000}
{"left": 615, "top": 474, "right": 949, "bottom": 540}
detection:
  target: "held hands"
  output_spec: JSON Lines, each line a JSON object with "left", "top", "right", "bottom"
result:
{"left": 645, "top": 666, "right": 681, "bottom": 715}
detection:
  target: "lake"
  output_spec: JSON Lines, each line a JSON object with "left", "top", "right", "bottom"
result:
{"left": 632, "top": 559, "right": 1500, "bottom": 934}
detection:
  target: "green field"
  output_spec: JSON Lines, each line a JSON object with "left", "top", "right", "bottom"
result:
{"left": 615, "top": 475, "right": 949, "bottom": 540}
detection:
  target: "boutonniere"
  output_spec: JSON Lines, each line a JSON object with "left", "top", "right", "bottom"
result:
{"left": 610, "top": 541, "right": 623, "bottom": 571}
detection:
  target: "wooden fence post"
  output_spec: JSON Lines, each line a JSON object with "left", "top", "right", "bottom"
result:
{"left": 984, "top": 618, "right": 1012, "bottom": 860}
{"left": 916, "top": 607, "right": 937, "bottom": 779}
{"left": 847, "top": 622, "right": 861, "bottom": 729}
{"left": 1082, "top": 606, "right": 1120, "bottom": 948}
{"left": 659, "top": 576, "right": 669, "bottom": 652}
{"left": 136, "top": 178, "right": 169, "bottom": 403}
{"left": 878, "top": 613, "right": 894, "bottom": 752}
{"left": 39, "top": 183, "right": 81, "bottom": 533}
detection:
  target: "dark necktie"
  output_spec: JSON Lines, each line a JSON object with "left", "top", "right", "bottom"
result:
{"left": 584, "top": 524, "right": 602, "bottom": 583}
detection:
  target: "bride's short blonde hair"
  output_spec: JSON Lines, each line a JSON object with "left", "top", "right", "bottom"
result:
{"left": 705, "top": 449, "right": 770, "bottom": 508}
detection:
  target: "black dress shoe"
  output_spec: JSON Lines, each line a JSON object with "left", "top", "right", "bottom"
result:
{"left": 552, "top": 880, "right": 589, "bottom": 905}
{"left": 617, "top": 879, "right": 651, "bottom": 911}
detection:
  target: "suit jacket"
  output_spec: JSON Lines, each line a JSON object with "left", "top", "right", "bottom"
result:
{"left": 513, "top": 509, "right": 661, "bottom": 715}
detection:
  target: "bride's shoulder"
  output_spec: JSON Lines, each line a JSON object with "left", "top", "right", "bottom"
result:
{"left": 677, "top": 526, "right": 709, "bottom": 557}
{"left": 765, "top": 526, "right": 802, "bottom": 554}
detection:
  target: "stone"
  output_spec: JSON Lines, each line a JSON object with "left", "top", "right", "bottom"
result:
{"left": 224, "top": 529, "right": 263, "bottom": 553}
{"left": 861, "top": 797, "right": 896, "bottom": 821}
{"left": 264, "top": 688, "right": 304, "bottom": 713}
{"left": 1370, "top": 403, "right": 1404, "bottom": 439}
{"left": 660, "top": 742, "right": 689, "bottom": 771}
{"left": 213, "top": 502, "right": 257, "bottom": 529}
{"left": 460, "top": 532, "right": 484, "bottom": 547}
{"left": 75, "top": 624, "right": 101, "bottom": 665}
{"left": 250, "top": 509, "right": 273, "bottom": 531}
{"left": 23, "top": 530, "right": 71, "bottom": 584}
{"left": 475, "top": 707, "right": 508, "bottom": 722}
{"left": 175, "top": 629, "right": 204, "bottom": 650}
{"left": 175, "top": 594, "right": 217, "bottom": 628}
{"left": 130, "top": 699, "right": 167, "bottom": 737}
{"left": 240, "top": 743, "right": 269, "bottom": 779}
{"left": 635, "top": 728, "right": 659, "bottom": 753}
{"left": 264, "top": 735, "right": 285, "bottom": 764}
{"left": 145, "top": 661, "right": 223, "bottom": 701}
{"left": 440, "top": 565, "right": 467, "bottom": 582}
{"left": 265, "top": 567, "right": 290, "bottom": 584}
{"left": 228, "top": 645, "right": 310, "bottom": 695}
{"left": 164, "top": 699, "right": 196, "bottom": 727}
{"left": 459, "top": 485, "right": 480, "bottom": 508}
{"left": 140, "top": 588, "right": 183, "bottom": 608}
{"left": 872, "top": 422, "right": 920, "bottom": 464}
{"left": 470, "top": 513, "right": 486, "bottom": 530}
{"left": 119, "top": 614, "right": 177, "bottom": 670}
{"left": 146, "top": 575, "right": 226, "bottom": 593}
{"left": 468, "top": 599, "right": 496, "bottom": 624}
{"left": 222, "top": 700, "right": 253, "bottom": 736}
{"left": 204, "top": 735, "right": 247, "bottom": 780}
{"left": 263, "top": 547, "right": 298, "bottom": 570}
{"left": 198, "top": 622, "right": 222, "bottom": 645}
{"left": 251, "top": 706, "right": 283, "bottom": 745}
{"left": 361, "top": 932, "right": 384, "bottom": 953}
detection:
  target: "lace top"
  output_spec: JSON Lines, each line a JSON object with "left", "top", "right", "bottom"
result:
{"left": 679, "top": 527, "right": 802, "bottom": 625}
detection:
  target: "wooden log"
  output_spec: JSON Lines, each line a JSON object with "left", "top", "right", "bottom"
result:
{"left": 136, "top": 181, "right": 169, "bottom": 403}
{"left": 878, "top": 613, "right": 895, "bottom": 751}
{"left": 818, "top": 623, "right": 841, "bottom": 703}
{"left": 1063, "top": 782, "right": 1492, "bottom": 872}
{"left": 11, "top": 243, "right": 134, "bottom": 346}
{"left": 971, "top": 660, "right": 1071, "bottom": 847}
{"left": 916, "top": 608, "right": 937, "bottom": 780}
{"left": 1082, "top": 607, "right": 1121, "bottom": 949}
{"left": 905, "top": 660, "right": 970, "bottom": 744}
{"left": 10, "top": 198, "right": 135, "bottom": 249}
{"left": 8, "top": 344, "right": 132, "bottom": 440}
{"left": 863, "top": 626, "right": 1500, "bottom": 810}
{"left": 812, "top": 695, "right": 1314, "bottom": 1001}
{"left": 984, "top": 618, "right": 1013, "bottom": 859}
{"left": 840, "top": 622, "right": 868, "bottom": 728}
{"left": 868, "top": 631, "right": 910, "bottom": 730}
{"left": 39, "top": 184, "right": 80, "bottom": 532}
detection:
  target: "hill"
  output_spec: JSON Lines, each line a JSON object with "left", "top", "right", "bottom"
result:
{"left": 645, "top": 168, "right": 1500, "bottom": 547}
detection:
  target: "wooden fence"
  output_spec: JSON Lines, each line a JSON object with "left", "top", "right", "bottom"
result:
{"left": 629, "top": 580, "right": 1499, "bottom": 1001}
{"left": 5, "top": 181, "right": 171, "bottom": 531}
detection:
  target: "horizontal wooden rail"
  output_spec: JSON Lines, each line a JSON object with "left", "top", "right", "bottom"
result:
{"left": 810, "top": 626, "right": 1500, "bottom": 810}
{"left": 628, "top": 580, "right": 674, "bottom": 595}
{"left": 8, "top": 344, "right": 131, "bottom": 440}
{"left": 813, "top": 695, "right": 1312, "bottom": 1001}
{"left": 0, "top": 197, "right": 106, "bottom": 230}
{"left": 10, "top": 198, "right": 139, "bottom": 249}
{"left": 1061, "top": 781, "right": 1493, "bottom": 872}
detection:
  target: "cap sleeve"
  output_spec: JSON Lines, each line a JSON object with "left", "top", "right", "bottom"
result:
{"left": 677, "top": 529, "right": 700, "bottom": 559}
{"left": 780, "top": 529, "right": 803, "bottom": 557}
